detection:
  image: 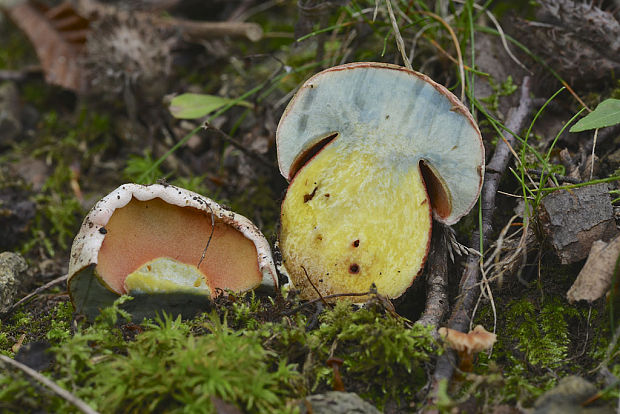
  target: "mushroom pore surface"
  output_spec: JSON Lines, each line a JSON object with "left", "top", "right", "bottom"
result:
{"left": 96, "top": 197, "right": 262, "bottom": 295}
{"left": 280, "top": 140, "right": 432, "bottom": 300}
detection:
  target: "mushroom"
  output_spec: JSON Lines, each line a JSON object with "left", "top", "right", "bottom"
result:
{"left": 326, "top": 357, "right": 345, "bottom": 392}
{"left": 438, "top": 325, "right": 496, "bottom": 372}
{"left": 277, "top": 62, "right": 484, "bottom": 300}
{"left": 68, "top": 183, "right": 277, "bottom": 320}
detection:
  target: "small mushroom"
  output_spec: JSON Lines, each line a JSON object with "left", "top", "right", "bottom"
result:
{"left": 277, "top": 62, "right": 484, "bottom": 300}
{"left": 438, "top": 325, "right": 496, "bottom": 372}
{"left": 326, "top": 357, "right": 345, "bottom": 392}
{"left": 68, "top": 183, "right": 277, "bottom": 320}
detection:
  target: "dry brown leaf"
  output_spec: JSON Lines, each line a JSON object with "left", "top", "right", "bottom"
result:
{"left": 7, "top": 1, "right": 89, "bottom": 92}
{"left": 567, "top": 233, "right": 620, "bottom": 303}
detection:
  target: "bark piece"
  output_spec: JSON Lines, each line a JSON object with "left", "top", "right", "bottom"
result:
{"left": 567, "top": 233, "right": 620, "bottom": 303}
{"left": 538, "top": 183, "right": 616, "bottom": 264}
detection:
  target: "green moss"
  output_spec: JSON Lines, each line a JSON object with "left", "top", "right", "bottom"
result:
{"left": 15, "top": 106, "right": 112, "bottom": 255}
{"left": 2, "top": 297, "right": 303, "bottom": 413}
{"left": 0, "top": 300, "right": 74, "bottom": 357}
{"left": 80, "top": 315, "right": 300, "bottom": 413}
{"left": 480, "top": 75, "right": 518, "bottom": 112}
{"left": 310, "top": 301, "right": 437, "bottom": 408}
{"left": 21, "top": 165, "right": 84, "bottom": 256}
{"left": 473, "top": 296, "right": 584, "bottom": 406}
{"left": 504, "top": 297, "right": 576, "bottom": 368}
{"left": 1, "top": 292, "right": 440, "bottom": 412}
{"left": 123, "top": 151, "right": 168, "bottom": 184}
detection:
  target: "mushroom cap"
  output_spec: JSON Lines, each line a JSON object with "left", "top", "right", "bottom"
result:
{"left": 276, "top": 62, "right": 484, "bottom": 225}
{"left": 68, "top": 183, "right": 277, "bottom": 311}
{"left": 326, "top": 357, "right": 344, "bottom": 367}
{"left": 438, "top": 325, "right": 497, "bottom": 354}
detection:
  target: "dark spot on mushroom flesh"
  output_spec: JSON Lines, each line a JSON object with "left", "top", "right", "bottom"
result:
{"left": 98, "top": 227, "right": 107, "bottom": 235}
{"left": 352, "top": 239, "right": 360, "bottom": 247}
{"left": 349, "top": 264, "right": 359, "bottom": 274}
{"left": 304, "top": 186, "right": 318, "bottom": 203}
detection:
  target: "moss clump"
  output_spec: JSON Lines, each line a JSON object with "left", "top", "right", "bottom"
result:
{"left": 1, "top": 297, "right": 304, "bottom": 413}
{"left": 1, "top": 292, "right": 439, "bottom": 412}
{"left": 309, "top": 300, "right": 437, "bottom": 408}
{"left": 475, "top": 297, "right": 582, "bottom": 406}
{"left": 0, "top": 299, "right": 73, "bottom": 357}
{"left": 504, "top": 297, "right": 577, "bottom": 368}
{"left": 77, "top": 315, "right": 302, "bottom": 413}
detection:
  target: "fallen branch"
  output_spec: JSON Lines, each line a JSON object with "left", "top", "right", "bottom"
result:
{"left": 428, "top": 76, "right": 533, "bottom": 404}
{"left": 0, "top": 354, "right": 99, "bottom": 414}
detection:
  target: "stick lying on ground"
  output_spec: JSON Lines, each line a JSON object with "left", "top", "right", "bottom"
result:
{"left": 2, "top": 274, "right": 68, "bottom": 315}
{"left": 0, "top": 354, "right": 99, "bottom": 414}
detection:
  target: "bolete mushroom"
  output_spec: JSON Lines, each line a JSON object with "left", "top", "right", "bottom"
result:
{"left": 68, "top": 183, "right": 277, "bottom": 320}
{"left": 277, "top": 62, "right": 484, "bottom": 300}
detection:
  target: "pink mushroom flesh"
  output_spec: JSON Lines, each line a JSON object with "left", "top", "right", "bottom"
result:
{"left": 96, "top": 198, "right": 261, "bottom": 295}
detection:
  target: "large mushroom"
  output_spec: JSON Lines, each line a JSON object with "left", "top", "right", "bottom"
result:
{"left": 277, "top": 62, "right": 483, "bottom": 300}
{"left": 68, "top": 183, "right": 277, "bottom": 320}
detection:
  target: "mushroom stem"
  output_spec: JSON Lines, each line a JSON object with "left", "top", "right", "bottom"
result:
{"left": 457, "top": 351, "right": 474, "bottom": 373}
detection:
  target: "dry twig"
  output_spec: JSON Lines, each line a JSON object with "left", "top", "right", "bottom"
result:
{"left": 2, "top": 274, "right": 68, "bottom": 315}
{"left": 416, "top": 226, "right": 449, "bottom": 329}
{"left": 0, "top": 355, "right": 99, "bottom": 414}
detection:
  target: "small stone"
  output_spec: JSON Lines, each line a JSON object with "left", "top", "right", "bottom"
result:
{"left": 0, "top": 251, "right": 28, "bottom": 313}
{"left": 533, "top": 376, "right": 614, "bottom": 414}
{"left": 299, "top": 392, "right": 381, "bottom": 414}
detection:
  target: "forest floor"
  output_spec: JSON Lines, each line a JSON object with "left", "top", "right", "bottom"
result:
{"left": 1, "top": 0, "right": 620, "bottom": 413}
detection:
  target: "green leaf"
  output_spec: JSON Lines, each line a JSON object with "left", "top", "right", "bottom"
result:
{"left": 570, "top": 98, "right": 620, "bottom": 132}
{"left": 169, "top": 93, "right": 252, "bottom": 119}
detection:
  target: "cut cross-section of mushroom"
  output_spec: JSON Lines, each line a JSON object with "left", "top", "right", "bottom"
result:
{"left": 68, "top": 183, "right": 277, "bottom": 320}
{"left": 277, "top": 62, "right": 484, "bottom": 300}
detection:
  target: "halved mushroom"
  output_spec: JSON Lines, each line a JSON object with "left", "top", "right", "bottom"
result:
{"left": 277, "top": 62, "right": 483, "bottom": 300}
{"left": 68, "top": 183, "right": 277, "bottom": 320}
